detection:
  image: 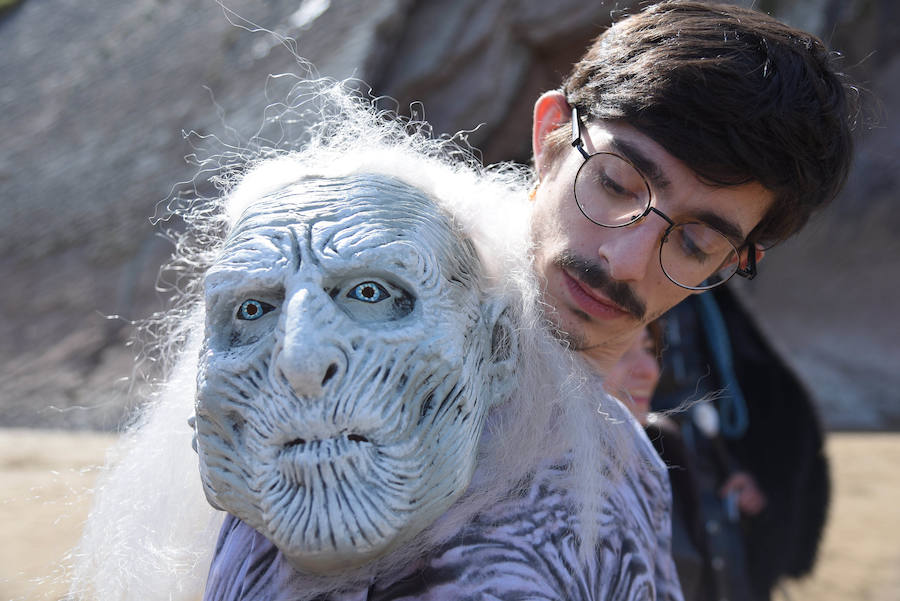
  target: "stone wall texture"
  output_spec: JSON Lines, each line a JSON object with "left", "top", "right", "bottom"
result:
{"left": 0, "top": 0, "right": 897, "bottom": 430}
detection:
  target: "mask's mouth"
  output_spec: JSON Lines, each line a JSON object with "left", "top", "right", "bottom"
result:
{"left": 275, "top": 432, "right": 378, "bottom": 488}
{"left": 283, "top": 432, "right": 371, "bottom": 449}
{"left": 278, "top": 432, "right": 376, "bottom": 470}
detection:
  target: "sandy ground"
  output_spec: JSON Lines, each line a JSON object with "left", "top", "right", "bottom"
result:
{"left": 1, "top": 429, "right": 898, "bottom": 601}
{"left": 0, "top": 429, "right": 117, "bottom": 601}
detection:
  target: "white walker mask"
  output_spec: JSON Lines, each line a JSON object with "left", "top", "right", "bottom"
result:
{"left": 194, "top": 174, "right": 517, "bottom": 573}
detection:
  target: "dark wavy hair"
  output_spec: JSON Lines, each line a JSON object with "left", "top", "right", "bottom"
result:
{"left": 549, "top": 1, "right": 857, "bottom": 247}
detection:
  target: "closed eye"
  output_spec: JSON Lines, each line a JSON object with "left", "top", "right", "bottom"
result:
{"left": 679, "top": 233, "right": 710, "bottom": 262}
{"left": 600, "top": 172, "right": 630, "bottom": 198}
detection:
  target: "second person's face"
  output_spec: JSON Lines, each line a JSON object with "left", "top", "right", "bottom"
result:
{"left": 604, "top": 327, "right": 660, "bottom": 422}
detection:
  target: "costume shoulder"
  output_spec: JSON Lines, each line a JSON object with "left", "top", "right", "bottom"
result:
{"left": 204, "top": 405, "right": 682, "bottom": 601}
{"left": 204, "top": 514, "right": 290, "bottom": 601}
{"left": 372, "top": 449, "right": 682, "bottom": 601}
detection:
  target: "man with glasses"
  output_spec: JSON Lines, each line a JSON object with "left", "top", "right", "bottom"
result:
{"left": 528, "top": 1, "right": 854, "bottom": 380}
{"left": 522, "top": 2, "right": 854, "bottom": 599}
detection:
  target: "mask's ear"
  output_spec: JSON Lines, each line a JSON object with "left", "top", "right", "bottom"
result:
{"left": 482, "top": 300, "right": 519, "bottom": 404}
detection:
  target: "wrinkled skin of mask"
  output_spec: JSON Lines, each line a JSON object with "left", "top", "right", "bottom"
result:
{"left": 193, "top": 174, "right": 516, "bottom": 574}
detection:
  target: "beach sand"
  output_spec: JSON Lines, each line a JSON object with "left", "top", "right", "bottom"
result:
{"left": 1, "top": 429, "right": 116, "bottom": 601}
{"left": 1, "top": 429, "right": 898, "bottom": 600}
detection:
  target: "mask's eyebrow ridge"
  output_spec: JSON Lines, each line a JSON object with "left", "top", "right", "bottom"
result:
{"left": 289, "top": 224, "right": 303, "bottom": 273}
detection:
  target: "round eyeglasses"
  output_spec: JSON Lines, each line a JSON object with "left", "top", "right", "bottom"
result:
{"left": 569, "top": 106, "right": 756, "bottom": 291}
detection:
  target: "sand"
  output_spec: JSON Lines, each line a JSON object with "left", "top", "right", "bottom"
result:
{"left": 1, "top": 429, "right": 898, "bottom": 600}
{"left": 781, "top": 433, "right": 900, "bottom": 601}
{"left": 0, "top": 429, "right": 116, "bottom": 601}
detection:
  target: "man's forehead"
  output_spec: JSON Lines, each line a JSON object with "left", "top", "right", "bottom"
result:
{"left": 586, "top": 120, "right": 772, "bottom": 243}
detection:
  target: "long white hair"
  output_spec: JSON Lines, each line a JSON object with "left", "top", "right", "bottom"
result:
{"left": 68, "top": 79, "right": 648, "bottom": 600}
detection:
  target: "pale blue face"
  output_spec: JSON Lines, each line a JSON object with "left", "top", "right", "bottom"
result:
{"left": 194, "top": 174, "right": 501, "bottom": 573}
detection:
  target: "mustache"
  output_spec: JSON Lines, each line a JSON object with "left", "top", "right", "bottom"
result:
{"left": 554, "top": 251, "right": 646, "bottom": 320}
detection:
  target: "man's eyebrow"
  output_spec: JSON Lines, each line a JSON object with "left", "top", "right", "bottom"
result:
{"left": 606, "top": 137, "right": 747, "bottom": 245}
{"left": 608, "top": 138, "right": 672, "bottom": 190}
{"left": 689, "top": 210, "right": 746, "bottom": 246}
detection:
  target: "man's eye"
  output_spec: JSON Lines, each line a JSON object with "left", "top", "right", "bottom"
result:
{"left": 347, "top": 281, "right": 391, "bottom": 303}
{"left": 679, "top": 234, "right": 710, "bottom": 262}
{"left": 600, "top": 173, "right": 630, "bottom": 198}
{"left": 236, "top": 299, "right": 276, "bottom": 320}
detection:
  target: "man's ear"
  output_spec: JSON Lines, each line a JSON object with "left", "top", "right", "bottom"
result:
{"left": 689, "top": 246, "right": 767, "bottom": 296}
{"left": 533, "top": 91, "right": 570, "bottom": 178}
{"left": 738, "top": 244, "right": 766, "bottom": 273}
{"left": 482, "top": 300, "right": 519, "bottom": 405}
{"left": 754, "top": 246, "right": 766, "bottom": 265}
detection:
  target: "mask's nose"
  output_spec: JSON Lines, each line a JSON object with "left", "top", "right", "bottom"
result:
{"left": 272, "top": 288, "right": 345, "bottom": 397}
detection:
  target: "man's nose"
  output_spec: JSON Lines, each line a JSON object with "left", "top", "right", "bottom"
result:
{"left": 272, "top": 288, "right": 345, "bottom": 397}
{"left": 597, "top": 219, "right": 664, "bottom": 283}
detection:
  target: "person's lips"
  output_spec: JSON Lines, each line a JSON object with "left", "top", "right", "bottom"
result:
{"left": 553, "top": 251, "right": 646, "bottom": 320}
{"left": 562, "top": 268, "right": 632, "bottom": 320}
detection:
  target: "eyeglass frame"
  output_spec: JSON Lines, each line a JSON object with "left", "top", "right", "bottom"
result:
{"left": 569, "top": 105, "right": 757, "bottom": 291}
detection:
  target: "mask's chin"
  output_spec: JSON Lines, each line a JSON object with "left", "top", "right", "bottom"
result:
{"left": 239, "top": 438, "right": 479, "bottom": 576}
{"left": 281, "top": 537, "right": 401, "bottom": 574}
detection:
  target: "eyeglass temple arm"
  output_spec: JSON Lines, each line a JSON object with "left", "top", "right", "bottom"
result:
{"left": 735, "top": 244, "right": 757, "bottom": 280}
{"left": 570, "top": 106, "right": 591, "bottom": 159}
{"left": 571, "top": 106, "right": 581, "bottom": 146}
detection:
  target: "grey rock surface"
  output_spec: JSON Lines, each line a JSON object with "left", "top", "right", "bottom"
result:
{"left": 0, "top": 0, "right": 410, "bottom": 429}
{"left": 734, "top": 0, "right": 900, "bottom": 429}
{"left": 1, "top": 0, "right": 897, "bottom": 430}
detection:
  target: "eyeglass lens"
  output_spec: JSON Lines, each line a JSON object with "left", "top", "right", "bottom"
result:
{"left": 574, "top": 153, "right": 650, "bottom": 227}
{"left": 574, "top": 152, "right": 740, "bottom": 290}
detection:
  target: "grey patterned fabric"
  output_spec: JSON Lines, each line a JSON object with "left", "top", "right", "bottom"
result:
{"left": 204, "top": 440, "right": 684, "bottom": 601}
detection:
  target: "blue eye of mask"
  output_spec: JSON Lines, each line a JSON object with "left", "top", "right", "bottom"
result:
{"left": 347, "top": 281, "right": 390, "bottom": 303}
{"left": 237, "top": 299, "right": 276, "bottom": 320}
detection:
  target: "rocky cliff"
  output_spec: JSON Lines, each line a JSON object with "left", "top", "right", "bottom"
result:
{"left": 0, "top": 0, "right": 896, "bottom": 430}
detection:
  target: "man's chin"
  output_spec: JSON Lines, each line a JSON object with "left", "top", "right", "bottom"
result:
{"left": 553, "top": 303, "right": 656, "bottom": 362}
{"left": 538, "top": 288, "right": 583, "bottom": 347}
{"left": 547, "top": 306, "right": 608, "bottom": 353}
{"left": 540, "top": 269, "right": 634, "bottom": 353}
{"left": 549, "top": 319, "right": 586, "bottom": 351}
